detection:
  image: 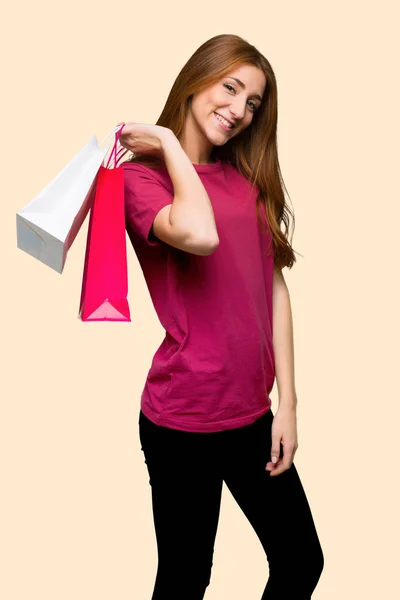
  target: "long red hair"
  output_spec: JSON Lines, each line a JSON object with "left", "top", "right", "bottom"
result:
{"left": 126, "top": 33, "right": 300, "bottom": 270}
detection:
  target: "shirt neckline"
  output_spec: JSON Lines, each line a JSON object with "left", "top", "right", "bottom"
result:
{"left": 191, "top": 158, "right": 223, "bottom": 172}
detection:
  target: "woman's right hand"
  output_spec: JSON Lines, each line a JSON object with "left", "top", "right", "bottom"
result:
{"left": 116, "top": 122, "right": 173, "bottom": 157}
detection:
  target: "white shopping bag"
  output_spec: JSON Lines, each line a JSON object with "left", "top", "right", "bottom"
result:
{"left": 16, "top": 124, "right": 126, "bottom": 274}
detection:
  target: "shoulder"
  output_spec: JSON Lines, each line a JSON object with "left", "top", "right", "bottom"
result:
{"left": 119, "top": 159, "right": 168, "bottom": 182}
{"left": 119, "top": 157, "right": 166, "bottom": 172}
{"left": 120, "top": 160, "right": 173, "bottom": 206}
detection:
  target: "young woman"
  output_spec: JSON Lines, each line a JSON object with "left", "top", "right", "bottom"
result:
{"left": 118, "top": 33, "right": 324, "bottom": 600}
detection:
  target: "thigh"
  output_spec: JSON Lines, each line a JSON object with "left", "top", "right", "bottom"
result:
{"left": 139, "top": 411, "right": 224, "bottom": 572}
{"left": 221, "top": 410, "right": 323, "bottom": 567}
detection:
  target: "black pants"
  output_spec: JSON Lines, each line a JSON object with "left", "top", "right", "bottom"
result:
{"left": 139, "top": 408, "right": 324, "bottom": 599}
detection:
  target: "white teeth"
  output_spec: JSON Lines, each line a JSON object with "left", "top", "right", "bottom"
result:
{"left": 215, "top": 113, "right": 233, "bottom": 128}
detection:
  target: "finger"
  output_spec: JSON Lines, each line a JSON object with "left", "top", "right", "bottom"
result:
{"left": 118, "top": 139, "right": 129, "bottom": 151}
{"left": 270, "top": 438, "right": 281, "bottom": 465}
{"left": 270, "top": 457, "right": 292, "bottom": 476}
{"left": 265, "top": 460, "right": 279, "bottom": 471}
{"left": 266, "top": 444, "right": 294, "bottom": 474}
{"left": 270, "top": 464, "right": 290, "bottom": 476}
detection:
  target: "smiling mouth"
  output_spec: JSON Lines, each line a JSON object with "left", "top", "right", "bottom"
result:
{"left": 214, "top": 112, "right": 235, "bottom": 131}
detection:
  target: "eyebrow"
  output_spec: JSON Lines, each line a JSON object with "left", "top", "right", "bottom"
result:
{"left": 227, "top": 77, "right": 263, "bottom": 102}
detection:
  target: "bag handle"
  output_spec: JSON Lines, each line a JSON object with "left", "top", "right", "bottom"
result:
{"left": 99, "top": 124, "right": 125, "bottom": 148}
{"left": 115, "top": 145, "right": 129, "bottom": 162}
{"left": 104, "top": 123, "right": 128, "bottom": 169}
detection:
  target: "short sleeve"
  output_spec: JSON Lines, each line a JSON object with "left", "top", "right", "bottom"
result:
{"left": 121, "top": 162, "right": 173, "bottom": 247}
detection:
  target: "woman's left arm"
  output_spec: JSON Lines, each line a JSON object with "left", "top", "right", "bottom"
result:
{"left": 265, "top": 267, "right": 299, "bottom": 477}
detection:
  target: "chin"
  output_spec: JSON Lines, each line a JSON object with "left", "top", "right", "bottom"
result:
{"left": 205, "top": 127, "right": 229, "bottom": 145}
{"left": 211, "top": 137, "right": 227, "bottom": 147}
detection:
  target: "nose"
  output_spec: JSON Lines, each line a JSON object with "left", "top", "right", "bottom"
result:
{"left": 229, "top": 100, "right": 247, "bottom": 121}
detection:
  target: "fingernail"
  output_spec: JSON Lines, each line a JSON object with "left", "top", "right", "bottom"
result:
{"left": 272, "top": 456, "right": 278, "bottom": 463}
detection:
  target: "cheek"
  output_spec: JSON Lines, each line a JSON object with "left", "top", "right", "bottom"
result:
{"left": 209, "top": 89, "right": 225, "bottom": 108}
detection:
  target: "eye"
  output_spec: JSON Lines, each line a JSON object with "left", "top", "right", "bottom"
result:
{"left": 223, "top": 83, "right": 258, "bottom": 112}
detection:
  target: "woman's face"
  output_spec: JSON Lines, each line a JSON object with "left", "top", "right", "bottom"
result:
{"left": 189, "top": 64, "right": 266, "bottom": 146}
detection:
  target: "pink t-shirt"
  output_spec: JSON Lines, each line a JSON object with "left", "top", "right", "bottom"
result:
{"left": 121, "top": 157, "right": 275, "bottom": 433}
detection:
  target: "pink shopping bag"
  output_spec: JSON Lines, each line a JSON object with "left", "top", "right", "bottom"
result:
{"left": 78, "top": 124, "right": 131, "bottom": 321}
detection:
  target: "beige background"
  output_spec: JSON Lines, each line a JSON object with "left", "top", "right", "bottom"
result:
{"left": 2, "top": 1, "right": 399, "bottom": 598}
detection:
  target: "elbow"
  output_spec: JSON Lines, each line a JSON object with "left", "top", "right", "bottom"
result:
{"left": 190, "top": 233, "right": 220, "bottom": 256}
{"left": 202, "top": 237, "right": 220, "bottom": 256}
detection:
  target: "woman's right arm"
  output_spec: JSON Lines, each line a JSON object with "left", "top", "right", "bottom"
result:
{"left": 118, "top": 122, "right": 219, "bottom": 255}
{"left": 157, "top": 130, "right": 219, "bottom": 255}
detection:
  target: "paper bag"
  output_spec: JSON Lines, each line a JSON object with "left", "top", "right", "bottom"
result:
{"left": 78, "top": 125, "right": 131, "bottom": 322}
{"left": 16, "top": 125, "right": 122, "bottom": 274}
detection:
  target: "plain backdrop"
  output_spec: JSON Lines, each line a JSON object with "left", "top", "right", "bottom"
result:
{"left": 2, "top": 1, "right": 399, "bottom": 598}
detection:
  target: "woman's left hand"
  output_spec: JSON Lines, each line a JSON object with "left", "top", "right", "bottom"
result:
{"left": 265, "top": 404, "right": 298, "bottom": 477}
